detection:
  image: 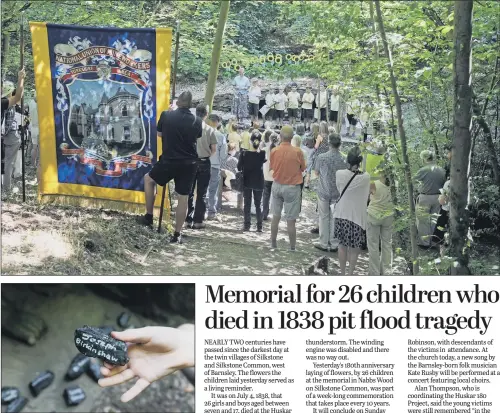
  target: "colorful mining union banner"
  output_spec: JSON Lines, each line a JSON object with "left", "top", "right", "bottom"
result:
{"left": 30, "top": 23, "right": 171, "bottom": 214}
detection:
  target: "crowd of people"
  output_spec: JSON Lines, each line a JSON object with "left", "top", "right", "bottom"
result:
{"left": 137, "top": 83, "right": 381, "bottom": 275}
{"left": 1, "top": 66, "right": 452, "bottom": 275}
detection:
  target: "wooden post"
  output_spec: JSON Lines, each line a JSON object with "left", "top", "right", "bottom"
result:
{"left": 20, "top": 12, "right": 26, "bottom": 202}
{"left": 158, "top": 21, "right": 181, "bottom": 233}
{"left": 205, "top": 1, "right": 231, "bottom": 112}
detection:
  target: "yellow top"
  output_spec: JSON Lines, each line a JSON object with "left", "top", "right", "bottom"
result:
{"left": 363, "top": 152, "right": 384, "bottom": 181}
{"left": 228, "top": 132, "right": 242, "bottom": 151}
{"left": 240, "top": 131, "right": 251, "bottom": 150}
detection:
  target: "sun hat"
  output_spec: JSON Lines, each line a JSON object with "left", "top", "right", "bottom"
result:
{"left": 2, "top": 81, "right": 15, "bottom": 98}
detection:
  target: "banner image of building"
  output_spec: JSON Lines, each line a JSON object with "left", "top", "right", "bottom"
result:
{"left": 30, "top": 22, "right": 171, "bottom": 214}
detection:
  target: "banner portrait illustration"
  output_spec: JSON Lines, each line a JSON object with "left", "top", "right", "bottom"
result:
{"left": 30, "top": 23, "right": 171, "bottom": 213}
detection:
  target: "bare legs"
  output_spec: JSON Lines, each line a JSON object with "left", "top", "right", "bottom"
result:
{"left": 338, "top": 245, "right": 348, "bottom": 276}
{"left": 270, "top": 215, "right": 297, "bottom": 250}
{"left": 270, "top": 215, "right": 280, "bottom": 248}
{"left": 144, "top": 173, "right": 187, "bottom": 234}
{"left": 144, "top": 173, "right": 156, "bottom": 215}
{"left": 338, "top": 244, "right": 361, "bottom": 275}
{"left": 175, "top": 195, "right": 188, "bottom": 234}
{"left": 287, "top": 220, "right": 297, "bottom": 250}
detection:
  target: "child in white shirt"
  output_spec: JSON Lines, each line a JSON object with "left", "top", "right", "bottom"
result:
{"left": 301, "top": 85, "right": 315, "bottom": 131}
{"left": 287, "top": 85, "right": 301, "bottom": 127}
{"left": 248, "top": 78, "right": 261, "bottom": 125}
{"left": 274, "top": 88, "right": 287, "bottom": 128}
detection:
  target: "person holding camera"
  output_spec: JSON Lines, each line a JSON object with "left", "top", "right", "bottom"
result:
{"left": 1, "top": 68, "right": 26, "bottom": 194}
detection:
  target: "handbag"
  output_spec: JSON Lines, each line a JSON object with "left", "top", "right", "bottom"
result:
{"left": 230, "top": 151, "right": 245, "bottom": 192}
{"left": 330, "top": 170, "right": 359, "bottom": 216}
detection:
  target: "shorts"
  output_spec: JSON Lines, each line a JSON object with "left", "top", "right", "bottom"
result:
{"left": 271, "top": 182, "right": 302, "bottom": 221}
{"left": 149, "top": 159, "right": 197, "bottom": 196}
{"left": 347, "top": 113, "right": 358, "bottom": 126}
{"left": 249, "top": 102, "right": 259, "bottom": 117}
{"left": 288, "top": 108, "right": 299, "bottom": 118}
{"left": 266, "top": 108, "right": 275, "bottom": 119}
{"left": 330, "top": 110, "right": 338, "bottom": 123}
{"left": 274, "top": 109, "right": 284, "bottom": 120}
{"left": 302, "top": 108, "right": 313, "bottom": 119}
{"left": 31, "top": 127, "right": 39, "bottom": 145}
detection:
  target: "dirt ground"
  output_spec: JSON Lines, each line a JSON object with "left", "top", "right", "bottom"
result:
{"left": 2, "top": 166, "right": 498, "bottom": 276}
{"left": 1, "top": 285, "right": 194, "bottom": 413}
{"left": 1, "top": 172, "right": 400, "bottom": 275}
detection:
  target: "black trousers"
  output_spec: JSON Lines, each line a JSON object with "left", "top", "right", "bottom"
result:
{"left": 433, "top": 208, "right": 449, "bottom": 244}
{"left": 186, "top": 158, "right": 211, "bottom": 224}
{"left": 243, "top": 187, "right": 263, "bottom": 229}
{"left": 262, "top": 180, "right": 273, "bottom": 219}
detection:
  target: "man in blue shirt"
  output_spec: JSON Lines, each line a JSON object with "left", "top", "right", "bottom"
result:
{"left": 313, "top": 133, "right": 348, "bottom": 252}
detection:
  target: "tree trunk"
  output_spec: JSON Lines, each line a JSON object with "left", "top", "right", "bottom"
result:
{"left": 375, "top": 0, "right": 419, "bottom": 275}
{"left": 472, "top": 99, "right": 500, "bottom": 187}
{"left": 449, "top": 0, "right": 473, "bottom": 275}
{"left": 205, "top": 0, "right": 231, "bottom": 112}
{"left": 369, "top": 1, "right": 381, "bottom": 102}
{"left": 2, "top": 32, "right": 9, "bottom": 82}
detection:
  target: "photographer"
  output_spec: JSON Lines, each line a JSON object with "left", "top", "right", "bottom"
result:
{"left": 1, "top": 68, "right": 26, "bottom": 194}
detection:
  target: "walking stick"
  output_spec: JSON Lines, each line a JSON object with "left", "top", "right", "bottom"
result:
{"left": 158, "top": 21, "right": 180, "bottom": 233}
{"left": 20, "top": 12, "right": 26, "bottom": 202}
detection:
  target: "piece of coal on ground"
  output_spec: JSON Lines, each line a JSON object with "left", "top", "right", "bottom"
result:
{"left": 63, "top": 385, "right": 86, "bottom": 407}
{"left": 65, "top": 354, "right": 91, "bottom": 381}
{"left": 6, "top": 396, "right": 28, "bottom": 413}
{"left": 116, "top": 312, "right": 130, "bottom": 329}
{"left": 74, "top": 325, "right": 129, "bottom": 366}
{"left": 97, "top": 325, "right": 115, "bottom": 336}
{"left": 87, "top": 360, "right": 103, "bottom": 382}
{"left": 1, "top": 387, "right": 20, "bottom": 404}
{"left": 29, "top": 370, "right": 55, "bottom": 397}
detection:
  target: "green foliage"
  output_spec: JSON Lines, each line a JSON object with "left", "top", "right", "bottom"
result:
{"left": 2, "top": 0, "right": 498, "bottom": 272}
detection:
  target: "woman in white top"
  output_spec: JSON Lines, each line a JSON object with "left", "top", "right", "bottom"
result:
{"left": 367, "top": 165, "right": 394, "bottom": 275}
{"left": 334, "top": 146, "right": 371, "bottom": 276}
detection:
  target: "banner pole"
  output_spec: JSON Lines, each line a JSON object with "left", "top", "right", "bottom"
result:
{"left": 20, "top": 12, "right": 26, "bottom": 202}
{"left": 171, "top": 20, "right": 180, "bottom": 102}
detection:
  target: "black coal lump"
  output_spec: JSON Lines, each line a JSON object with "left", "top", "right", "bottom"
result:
{"left": 1, "top": 387, "right": 20, "bottom": 404}
{"left": 117, "top": 312, "right": 130, "bottom": 329}
{"left": 65, "top": 354, "right": 91, "bottom": 381}
{"left": 74, "top": 325, "right": 129, "bottom": 366}
{"left": 63, "top": 385, "right": 86, "bottom": 407}
{"left": 29, "top": 370, "right": 55, "bottom": 397}
{"left": 6, "top": 396, "right": 28, "bottom": 413}
{"left": 87, "top": 359, "right": 103, "bottom": 382}
{"left": 97, "top": 325, "right": 115, "bottom": 336}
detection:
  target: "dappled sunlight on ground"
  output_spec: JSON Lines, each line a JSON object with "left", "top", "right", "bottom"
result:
{"left": 4, "top": 169, "right": 496, "bottom": 275}
{"left": 2, "top": 229, "right": 74, "bottom": 269}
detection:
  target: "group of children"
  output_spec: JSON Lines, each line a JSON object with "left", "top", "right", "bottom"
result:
{"left": 243, "top": 79, "right": 386, "bottom": 141}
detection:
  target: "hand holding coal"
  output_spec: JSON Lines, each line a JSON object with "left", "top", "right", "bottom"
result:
{"left": 74, "top": 325, "right": 129, "bottom": 366}
{"left": 98, "top": 325, "right": 194, "bottom": 403}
